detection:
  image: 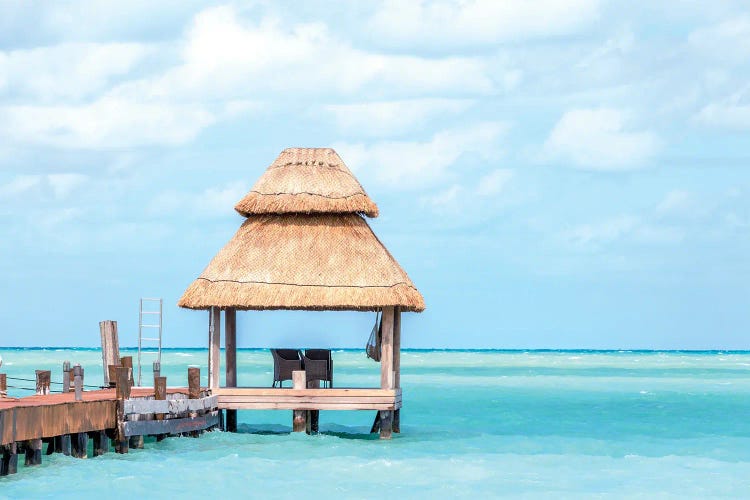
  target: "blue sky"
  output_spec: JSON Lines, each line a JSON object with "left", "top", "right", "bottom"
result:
{"left": 0, "top": 1, "right": 748, "bottom": 349}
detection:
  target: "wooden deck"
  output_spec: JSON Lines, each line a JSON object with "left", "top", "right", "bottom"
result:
{"left": 214, "top": 387, "right": 402, "bottom": 411}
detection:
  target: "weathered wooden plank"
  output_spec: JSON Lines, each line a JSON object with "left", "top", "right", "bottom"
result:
{"left": 11, "top": 400, "right": 117, "bottom": 442}
{"left": 123, "top": 395, "right": 218, "bottom": 415}
{"left": 217, "top": 395, "right": 399, "bottom": 404}
{"left": 393, "top": 307, "right": 401, "bottom": 433}
{"left": 379, "top": 410, "right": 393, "bottom": 440}
{"left": 213, "top": 388, "right": 401, "bottom": 397}
{"left": 218, "top": 400, "right": 401, "bottom": 411}
{"left": 36, "top": 370, "right": 51, "bottom": 395}
{"left": 122, "top": 410, "right": 220, "bottom": 437}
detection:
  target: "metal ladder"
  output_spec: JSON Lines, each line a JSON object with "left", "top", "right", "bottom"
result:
{"left": 137, "top": 298, "right": 163, "bottom": 386}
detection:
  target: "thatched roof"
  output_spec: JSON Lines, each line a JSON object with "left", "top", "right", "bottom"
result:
{"left": 234, "top": 148, "right": 379, "bottom": 217}
{"left": 178, "top": 213, "right": 425, "bottom": 312}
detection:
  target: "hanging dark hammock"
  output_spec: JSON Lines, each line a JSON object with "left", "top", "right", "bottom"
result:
{"left": 365, "top": 311, "right": 382, "bottom": 362}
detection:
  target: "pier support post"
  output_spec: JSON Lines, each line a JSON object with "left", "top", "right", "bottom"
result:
{"left": 188, "top": 367, "right": 201, "bottom": 437}
{"left": 292, "top": 370, "right": 306, "bottom": 432}
{"left": 154, "top": 376, "right": 167, "bottom": 441}
{"left": 73, "top": 364, "right": 83, "bottom": 401}
{"left": 99, "top": 320, "right": 120, "bottom": 387}
{"left": 121, "top": 356, "right": 134, "bottom": 387}
{"left": 0, "top": 373, "right": 7, "bottom": 398}
{"left": 225, "top": 307, "right": 237, "bottom": 432}
{"left": 208, "top": 307, "right": 221, "bottom": 390}
{"left": 25, "top": 439, "right": 42, "bottom": 466}
{"left": 72, "top": 433, "right": 88, "bottom": 458}
{"left": 62, "top": 361, "right": 71, "bottom": 393}
{"left": 1, "top": 443, "right": 18, "bottom": 475}
{"left": 91, "top": 431, "right": 108, "bottom": 456}
{"left": 35, "top": 370, "right": 51, "bottom": 395}
{"left": 115, "top": 366, "right": 132, "bottom": 454}
{"left": 379, "top": 410, "right": 393, "bottom": 440}
{"left": 393, "top": 307, "right": 401, "bottom": 433}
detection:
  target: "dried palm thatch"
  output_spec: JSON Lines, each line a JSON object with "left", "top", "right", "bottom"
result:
{"left": 178, "top": 213, "right": 424, "bottom": 312}
{"left": 234, "top": 148, "right": 379, "bottom": 217}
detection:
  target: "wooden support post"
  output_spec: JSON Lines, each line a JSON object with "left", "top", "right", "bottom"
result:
{"left": 129, "top": 363, "right": 145, "bottom": 448}
{"left": 154, "top": 376, "right": 167, "bottom": 441}
{"left": 188, "top": 367, "right": 201, "bottom": 400}
{"left": 306, "top": 379, "right": 320, "bottom": 435}
{"left": 208, "top": 307, "right": 221, "bottom": 389}
{"left": 45, "top": 437, "right": 55, "bottom": 455}
{"left": 72, "top": 432, "right": 88, "bottom": 458}
{"left": 225, "top": 307, "right": 237, "bottom": 433}
{"left": 73, "top": 364, "right": 83, "bottom": 401}
{"left": 380, "top": 307, "right": 394, "bottom": 390}
{"left": 121, "top": 356, "right": 134, "bottom": 386}
{"left": 115, "top": 366, "right": 131, "bottom": 454}
{"left": 1, "top": 443, "right": 18, "bottom": 475}
{"left": 61, "top": 434, "right": 71, "bottom": 456}
{"left": 99, "top": 320, "right": 120, "bottom": 387}
{"left": 393, "top": 307, "right": 401, "bottom": 433}
{"left": 35, "top": 370, "right": 51, "bottom": 395}
{"left": 25, "top": 439, "right": 42, "bottom": 466}
{"left": 91, "top": 431, "right": 108, "bottom": 456}
{"left": 153, "top": 361, "right": 161, "bottom": 380}
{"left": 62, "top": 361, "right": 71, "bottom": 393}
{"left": 379, "top": 410, "right": 393, "bottom": 440}
{"left": 292, "top": 370, "right": 306, "bottom": 432}
{"left": 0, "top": 373, "right": 6, "bottom": 398}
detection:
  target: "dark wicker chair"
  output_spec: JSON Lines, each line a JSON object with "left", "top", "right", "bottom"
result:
{"left": 271, "top": 349, "right": 302, "bottom": 388}
{"left": 303, "top": 349, "right": 333, "bottom": 388}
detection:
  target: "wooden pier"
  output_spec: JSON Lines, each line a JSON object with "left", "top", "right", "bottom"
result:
{"left": 0, "top": 365, "right": 220, "bottom": 477}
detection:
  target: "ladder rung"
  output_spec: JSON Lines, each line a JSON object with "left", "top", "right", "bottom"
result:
{"left": 141, "top": 298, "right": 161, "bottom": 301}
{"left": 140, "top": 325, "right": 161, "bottom": 328}
{"left": 141, "top": 337, "right": 161, "bottom": 341}
{"left": 141, "top": 311, "right": 161, "bottom": 315}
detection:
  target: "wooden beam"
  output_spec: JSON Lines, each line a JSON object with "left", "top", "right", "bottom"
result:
{"left": 292, "top": 371, "right": 306, "bottom": 432}
{"left": 99, "top": 320, "right": 119, "bottom": 386}
{"left": 188, "top": 367, "right": 201, "bottom": 400}
{"left": 380, "top": 307, "right": 395, "bottom": 390}
{"left": 393, "top": 307, "right": 401, "bottom": 433}
{"left": 208, "top": 307, "right": 221, "bottom": 389}
{"left": 122, "top": 411, "right": 220, "bottom": 437}
{"left": 225, "top": 307, "right": 237, "bottom": 433}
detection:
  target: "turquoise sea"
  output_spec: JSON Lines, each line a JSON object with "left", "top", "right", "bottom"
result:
{"left": 1, "top": 348, "right": 750, "bottom": 498}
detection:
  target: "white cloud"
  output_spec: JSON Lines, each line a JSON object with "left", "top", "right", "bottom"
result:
{"left": 368, "top": 0, "right": 601, "bottom": 47}
{"left": 655, "top": 190, "right": 692, "bottom": 218}
{"left": 118, "top": 6, "right": 493, "bottom": 102}
{"left": 47, "top": 173, "right": 89, "bottom": 199}
{"left": 0, "top": 42, "right": 149, "bottom": 101}
{"left": 689, "top": 15, "right": 750, "bottom": 64}
{"left": 149, "top": 182, "right": 249, "bottom": 218}
{"left": 561, "top": 215, "right": 683, "bottom": 249}
{"left": 477, "top": 169, "right": 513, "bottom": 197}
{"left": 0, "top": 175, "right": 42, "bottom": 197}
{"left": 334, "top": 122, "right": 508, "bottom": 189}
{"left": 322, "top": 98, "right": 473, "bottom": 137}
{"left": 542, "top": 109, "right": 660, "bottom": 170}
{"left": 695, "top": 86, "right": 750, "bottom": 130}
{"left": 0, "top": 97, "right": 217, "bottom": 149}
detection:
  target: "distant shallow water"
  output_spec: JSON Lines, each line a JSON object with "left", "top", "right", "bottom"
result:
{"left": 1, "top": 349, "right": 749, "bottom": 497}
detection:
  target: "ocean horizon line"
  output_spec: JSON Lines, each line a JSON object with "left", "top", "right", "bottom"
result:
{"left": 0, "top": 346, "right": 748, "bottom": 354}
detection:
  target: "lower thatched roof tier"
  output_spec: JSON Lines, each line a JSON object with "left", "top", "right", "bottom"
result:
{"left": 235, "top": 148, "right": 379, "bottom": 218}
{"left": 178, "top": 213, "right": 424, "bottom": 312}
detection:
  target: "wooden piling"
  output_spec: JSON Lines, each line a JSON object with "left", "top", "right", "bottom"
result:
{"left": 35, "top": 370, "right": 51, "bottom": 395}
{"left": 121, "top": 356, "right": 134, "bottom": 386}
{"left": 25, "top": 439, "right": 42, "bottom": 466}
{"left": 379, "top": 410, "right": 393, "bottom": 440}
{"left": 225, "top": 307, "right": 237, "bottom": 432}
{"left": 115, "top": 366, "right": 131, "bottom": 454}
{"left": 188, "top": 367, "right": 201, "bottom": 400}
{"left": 99, "top": 320, "right": 120, "bottom": 387}
{"left": 380, "top": 307, "right": 395, "bottom": 391}
{"left": 153, "top": 361, "right": 161, "bottom": 380}
{"left": 393, "top": 307, "right": 401, "bottom": 433}
{"left": 71, "top": 432, "right": 88, "bottom": 458}
{"left": 208, "top": 307, "right": 221, "bottom": 389}
{"left": 62, "top": 361, "right": 71, "bottom": 393}
{"left": 0, "top": 373, "right": 6, "bottom": 398}
{"left": 292, "top": 370, "right": 306, "bottom": 432}
{"left": 73, "top": 364, "right": 83, "bottom": 401}
{"left": 154, "top": 376, "right": 167, "bottom": 441}
{"left": 127, "top": 365, "right": 144, "bottom": 449}
{"left": 1, "top": 442, "right": 18, "bottom": 475}
{"left": 91, "top": 430, "right": 108, "bottom": 456}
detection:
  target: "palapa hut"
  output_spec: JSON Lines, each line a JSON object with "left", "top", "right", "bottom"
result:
{"left": 178, "top": 147, "right": 424, "bottom": 438}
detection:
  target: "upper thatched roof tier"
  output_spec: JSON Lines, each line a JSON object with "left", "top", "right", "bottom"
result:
{"left": 234, "top": 148, "right": 379, "bottom": 218}
{"left": 178, "top": 213, "right": 424, "bottom": 312}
